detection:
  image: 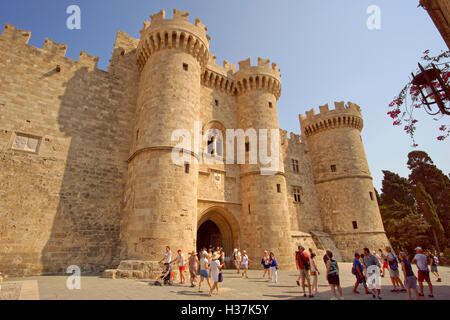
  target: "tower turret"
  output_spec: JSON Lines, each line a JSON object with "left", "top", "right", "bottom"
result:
{"left": 120, "top": 9, "right": 210, "bottom": 261}
{"left": 235, "top": 58, "right": 294, "bottom": 269}
{"left": 300, "top": 102, "right": 390, "bottom": 260}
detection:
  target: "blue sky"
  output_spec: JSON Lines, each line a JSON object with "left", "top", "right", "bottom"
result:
{"left": 1, "top": 0, "right": 448, "bottom": 190}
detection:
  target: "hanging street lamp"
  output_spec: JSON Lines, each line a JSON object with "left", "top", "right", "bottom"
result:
{"left": 411, "top": 63, "right": 450, "bottom": 116}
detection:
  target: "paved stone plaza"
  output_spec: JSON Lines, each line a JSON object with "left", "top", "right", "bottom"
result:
{"left": 2, "top": 263, "right": 449, "bottom": 300}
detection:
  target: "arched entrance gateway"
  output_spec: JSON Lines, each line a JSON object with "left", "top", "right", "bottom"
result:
{"left": 196, "top": 207, "right": 240, "bottom": 261}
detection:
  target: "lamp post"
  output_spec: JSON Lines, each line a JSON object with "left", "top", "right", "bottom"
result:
{"left": 411, "top": 63, "right": 450, "bottom": 116}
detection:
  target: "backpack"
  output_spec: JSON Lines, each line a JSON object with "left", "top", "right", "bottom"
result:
{"left": 298, "top": 252, "right": 310, "bottom": 270}
{"left": 432, "top": 254, "right": 439, "bottom": 266}
{"left": 389, "top": 254, "right": 398, "bottom": 271}
{"left": 351, "top": 266, "right": 357, "bottom": 275}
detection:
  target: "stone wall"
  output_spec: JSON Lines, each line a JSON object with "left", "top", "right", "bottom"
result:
{"left": 281, "top": 131, "right": 323, "bottom": 233}
{"left": 0, "top": 25, "right": 138, "bottom": 275}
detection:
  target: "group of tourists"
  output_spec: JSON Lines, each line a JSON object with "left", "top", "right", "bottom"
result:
{"left": 155, "top": 245, "right": 225, "bottom": 296}
{"left": 155, "top": 244, "right": 443, "bottom": 300}
{"left": 232, "top": 248, "right": 279, "bottom": 282}
{"left": 294, "top": 245, "right": 443, "bottom": 300}
{"left": 351, "top": 246, "right": 441, "bottom": 300}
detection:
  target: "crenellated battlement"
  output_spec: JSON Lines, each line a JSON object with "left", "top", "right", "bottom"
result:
{"left": 1, "top": 23, "right": 31, "bottom": 44}
{"left": 0, "top": 23, "right": 104, "bottom": 71}
{"left": 234, "top": 58, "right": 282, "bottom": 100}
{"left": 137, "top": 9, "right": 210, "bottom": 71}
{"left": 201, "top": 54, "right": 237, "bottom": 95}
{"left": 299, "top": 101, "right": 363, "bottom": 137}
{"left": 280, "top": 129, "right": 303, "bottom": 145}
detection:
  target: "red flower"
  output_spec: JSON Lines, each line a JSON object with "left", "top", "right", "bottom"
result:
{"left": 439, "top": 125, "right": 446, "bottom": 131}
{"left": 387, "top": 109, "right": 401, "bottom": 119}
{"left": 412, "top": 120, "right": 418, "bottom": 124}
{"left": 424, "top": 50, "right": 430, "bottom": 54}
{"left": 443, "top": 72, "right": 450, "bottom": 82}
{"left": 393, "top": 120, "right": 401, "bottom": 126}
{"left": 437, "top": 136, "right": 445, "bottom": 141}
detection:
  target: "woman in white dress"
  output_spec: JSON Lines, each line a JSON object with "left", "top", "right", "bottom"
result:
{"left": 209, "top": 252, "right": 223, "bottom": 296}
{"left": 241, "top": 250, "right": 250, "bottom": 278}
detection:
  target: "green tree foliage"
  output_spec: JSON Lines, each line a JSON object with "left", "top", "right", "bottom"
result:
{"left": 414, "top": 182, "right": 445, "bottom": 252}
{"left": 379, "top": 170, "right": 432, "bottom": 254}
{"left": 407, "top": 151, "right": 450, "bottom": 241}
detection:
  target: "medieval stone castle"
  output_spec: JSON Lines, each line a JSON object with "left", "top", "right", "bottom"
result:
{"left": 0, "top": 9, "right": 390, "bottom": 276}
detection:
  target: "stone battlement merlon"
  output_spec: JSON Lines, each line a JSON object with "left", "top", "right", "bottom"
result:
{"left": 299, "top": 101, "right": 364, "bottom": 137}
{"left": 280, "top": 129, "right": 303, "bottom": 145}
{"left": 137, "top": 9, "right": 210, "bottom": 71}
{"left": 202, "top": 54, "right": 237, "bottom": 95}
{"left": 234, "top": 58, "right": 282, "bottom": 100}
{"left": 0, "top": 23, "right": 102, "bottom": 71}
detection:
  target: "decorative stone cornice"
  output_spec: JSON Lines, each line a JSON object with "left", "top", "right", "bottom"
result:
{"left": 136, "top": 9, "right": 210, "bottom": 71}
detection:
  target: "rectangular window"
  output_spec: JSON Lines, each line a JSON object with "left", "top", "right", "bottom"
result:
{"left": 11, "top": 133, "right": 41, "bottom": 154}
{"left": 269, "top": 102, "right": 273, "bottom": 108}
{"left": 277, "top": 184, "right": 281, "bottom": 193}
{"left": 293, "top": 187, "right": 301, "bottom": 203}
{"left": 292, "top": 159, "right": 299, "bottom": 173}
{"left": 248, "top": 204, "right": 251, "bottom": 215}
{"left": 136, "top": 129, "right": 139, "bottom": 141}
{"left": 183, "top": 63, "right": 188, "bottom": 71}
{"left": 352, "top": 221, "right": 358, "bottom": 229}
{"left": 331, "top": 165, "right": 337, "bottom": 172}
{"left": 245, "top": 142, "right": 250, "bottom": 152}
{"left": 184, "top": 162, "right": 190, "bottom": 174}
{"left": 369, "top": 191, "right": 374, "bottom": 201}
{"left": 214, "top": 99, "right": 219, "bottom": 107}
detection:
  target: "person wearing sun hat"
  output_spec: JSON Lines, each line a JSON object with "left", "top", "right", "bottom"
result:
{"left": 209, "top": 252, "right": 223, "bottom": 296}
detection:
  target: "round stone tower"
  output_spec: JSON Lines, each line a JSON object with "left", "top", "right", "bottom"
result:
{"left": 235, "top": 58, "right": 294, "bottom": 269}
{"left": 299, "top": 102, "right": 390, "bottom": 261}
{"left": 120, "top": 9, "right": 210, "bottom": 261}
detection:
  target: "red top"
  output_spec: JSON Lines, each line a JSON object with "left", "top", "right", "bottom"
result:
{"left": 296, "top": 251, "right": 310, "bottom": 269}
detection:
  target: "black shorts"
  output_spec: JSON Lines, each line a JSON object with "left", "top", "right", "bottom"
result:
{"left": 263, "top": 265, "right": 270, "bottom": 269}
{"left": 355, "top": 273, "right": 364, "bottom": 284}
{"left": 328, "top": 274, "right": 340, "bottom": 286}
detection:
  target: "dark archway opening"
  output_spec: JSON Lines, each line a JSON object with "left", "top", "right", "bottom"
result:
{"left": 197, "top": 220, "right": 222, "bottom": 252}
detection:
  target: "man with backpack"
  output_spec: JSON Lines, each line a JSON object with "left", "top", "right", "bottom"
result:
{"left": 295, "top": 246, "right": 313, "bottom": 298}
{"left": 352, "top": 253, "right": 370, "bottom": 294}
{"left": 386, "top": 246, "right": 406, "bottom": 293}
{"left": 426, "top": 250, "right": 442, "bottom": 282}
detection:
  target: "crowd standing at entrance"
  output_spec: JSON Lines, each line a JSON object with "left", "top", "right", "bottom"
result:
{"left": 153, "top": 243, "right": 444, "bottom": 300}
